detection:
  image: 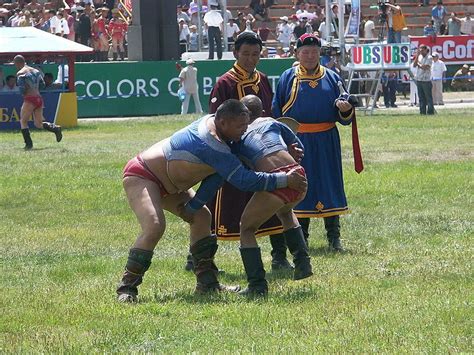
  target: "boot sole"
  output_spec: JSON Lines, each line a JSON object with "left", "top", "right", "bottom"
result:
{"left": 238, "top": 290, "right": 268, "bottom": 298}
{"left": 195, "top": 284, "right": 241, "bottom": 294}
{"left": 117, "top": 293, "right": 138, "bottom": 303}
{"left": 55, "top": 130, "right": 63, "bottom": 142}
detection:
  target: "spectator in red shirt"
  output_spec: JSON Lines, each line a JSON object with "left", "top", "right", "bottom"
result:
{"left": 108, "top": 8, "right": 128, "bottom": 60}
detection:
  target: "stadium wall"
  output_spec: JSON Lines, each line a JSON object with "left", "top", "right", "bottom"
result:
{"left": 75, "top": 59, "right": 295, "bottom": 118}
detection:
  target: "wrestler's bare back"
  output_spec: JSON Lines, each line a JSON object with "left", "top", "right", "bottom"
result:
{"left": 251, "top": 117, "right": 298, "bottom": 173}
{"left": 140, "top": 118, "right": 221, "bottom": 194}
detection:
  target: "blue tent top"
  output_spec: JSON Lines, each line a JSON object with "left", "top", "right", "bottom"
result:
{"left": 0, "top": 27, "right": 93, "bottom": 57}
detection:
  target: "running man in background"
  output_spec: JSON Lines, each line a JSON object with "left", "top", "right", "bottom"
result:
{"left": 14, "top": 55, "right": 62, "bottom": 150}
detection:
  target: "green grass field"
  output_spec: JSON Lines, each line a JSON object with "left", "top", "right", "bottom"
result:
{"left": 1, "top": 110, "right": 473, "bottom": 353}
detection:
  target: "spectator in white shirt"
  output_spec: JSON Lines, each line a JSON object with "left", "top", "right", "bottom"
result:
{"left": 178, "top": 18, "right": 190, "bottom": 54}
{"left": 55, "top": 11, "right": 70, "bottom": 38}
{"left": 11, "top": 10, "right": 23, "bottom": 27}
{"left": 49, "top": 11, "right": 60, "bottom": 34}
{"left": 364, "top": 15, "right": 375, "bottom": 41}
{"left": 277, "top": 16, "right": 293, "bottom": 48}
{"left": 2, "top": 75, "right": 19, "bottom": 93}
{"left": 408, "top": 66, "right": 419, "bottom": 106}
{"left": 203, "top": 5, "right": 223, "bottom": 60}
{"left": 460, "top": 11, "right": 473, "bottom": 34}
{"left": 226, "top": 18, "right": 240, "bottom": 50}
{"left": 430, "top": 52, "right": 447, "bottom": 105}
{"left": 179, "top": 58, "right": 203, "bottom": 114}
{"left": 318, "top": 18, "right": 336, "bottom": 40}
{"left": 56, "top": 63, "right": 69, "bottom": 86}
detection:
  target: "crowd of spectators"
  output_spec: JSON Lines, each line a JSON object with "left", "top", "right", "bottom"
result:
{"left": 0, "top": 0, "right": 131, "bottom": 61}
{"left": 1, "top": 0, "right": 473, "bottom": 95}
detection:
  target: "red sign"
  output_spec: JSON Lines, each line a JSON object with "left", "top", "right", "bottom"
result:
{"left": 409, "top": 35, "right": 474, "bottom": 64}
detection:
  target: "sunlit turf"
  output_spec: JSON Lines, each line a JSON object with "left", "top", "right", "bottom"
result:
{"left": 0, "top": 110, "right": 472, "bottom": 352}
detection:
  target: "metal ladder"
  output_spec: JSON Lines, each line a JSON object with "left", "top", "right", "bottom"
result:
{"left": 347, "top": 68, "right": 384, "bottom": 115}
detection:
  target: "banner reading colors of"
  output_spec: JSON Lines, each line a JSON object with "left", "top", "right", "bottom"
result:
{"left": 409, "top": 35, "right": 474, "bottom": 64}
{"left": 75, "top": 59, "right": 294, "bottom": 117}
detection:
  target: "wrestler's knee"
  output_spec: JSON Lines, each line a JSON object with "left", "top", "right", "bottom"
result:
{"left": 240, "top": 220, "right": 259, "bottom": 236}
{"left": 142, "top": 219, "right": 166, "bottom": 244}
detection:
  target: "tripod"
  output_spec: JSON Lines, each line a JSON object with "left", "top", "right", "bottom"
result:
{"left": 378, "top": 13, "right": 387, "bottom": 42}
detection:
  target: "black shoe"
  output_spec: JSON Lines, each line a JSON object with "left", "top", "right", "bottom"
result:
{"left": 24, "top": 143, "right": 33, "bottom": 150}
{"left": 390, "top": 104, "right": 398, "bottom": 108}
{"left": 329, "top": 238, "right": 344, "bottom": 252}
{"left": 184, "top": 259, "right": 194, "bottom": 271}
{"left": 54, "top": 126, "right": 62, "bottom": 142}
{"left": 184, "top": 252, "right": 194, "bottom": 271}
{"left": 271, "top": 258, "right": 293, "bottom": 271}
{"left": 238, "top": 286, "right": 268, "bottom": 297}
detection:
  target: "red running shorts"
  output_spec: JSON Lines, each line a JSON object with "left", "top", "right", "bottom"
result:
{"left": 24, "top": 95, "right": 44, "bottom": 109}
{"left": 269, "top": 163, "right": 306, "bottom": 204}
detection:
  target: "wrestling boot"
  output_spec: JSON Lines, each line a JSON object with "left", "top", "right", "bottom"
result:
{"left": 284, "top": 226, "right": 313, "bottom": 280}
{"left": 270, "top": 233, "right": 293, "bottom": 271}
{"left": 324, "top": 215, "right": 344, "bottom": 252}
{"left": 190, "top": 235, "right": 240, "bottom": 294}
{"left": 185, "top": 250, "right": 224, "bottom": 273}
{"left": 238, "top": 247, "right": 268, "bottom": 297}
{"left": 119, "top": 51, "right": 125, "bottom": 61}
{"left": 184, "top": 250, "right": 194, "bottom": 271}
{"left": 21, "top": 128, "right": 33, "bottom": 150}
{"left": 42, "top": 122, "right": 62, "bottom": 142}
{"left": 298, "top": 217, "right": 311, "bottom": 247}
{"left": 116, "top": 248, "right": 153, "bottom": 303}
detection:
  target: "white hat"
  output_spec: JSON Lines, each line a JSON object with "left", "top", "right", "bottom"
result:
{"left": 186, "top": 58, "right": 195, "bottom": 65}
{"left": 432, "top": 52, "right": 439, "bottom": 57}
{"left": 277, "top": 117, "right": 300, "bottom": 133}
{"left": 279, "top": 16, "right": 288, "bottom": 22}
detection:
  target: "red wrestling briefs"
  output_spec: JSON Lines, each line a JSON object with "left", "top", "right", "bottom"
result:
{"left": 24, "top": 95, "right": 44, "bottom": 109}
{"left": 269, "top": 163, "right": 306, "bottom": 204}
{"left": 123, "top": 155, "right": 170, "bottom": 197}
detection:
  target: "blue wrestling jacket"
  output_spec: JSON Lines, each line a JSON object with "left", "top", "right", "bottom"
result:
{"left": 238, "top": 117, "right": 304, "bottom": 169}
{"left": 162, "top": 115, "right": 288, "bottom": 213}
{"left": 16, "top": 69, "right": 44, "bottom": 95}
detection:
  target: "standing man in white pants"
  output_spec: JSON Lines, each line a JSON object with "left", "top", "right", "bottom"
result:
{"left": 179, "top": 58, "right": 204, "bottom": 115}
{"left": 409, "top": 66, "right": 419, "bottom": 107}
{"left": 431, "top": 52, "right": 447, "bottom": 105}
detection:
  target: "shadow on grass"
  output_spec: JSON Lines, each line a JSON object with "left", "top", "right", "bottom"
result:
{"left": 308, "top": 245, "right": 372, "bottom": 257}
{"left": 137, "top": 284, "right": 318, "bottom": 305}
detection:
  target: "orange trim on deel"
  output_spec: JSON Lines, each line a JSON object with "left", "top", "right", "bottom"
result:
{"left": 297, "top": 122, "right": 336, "bottom": 133}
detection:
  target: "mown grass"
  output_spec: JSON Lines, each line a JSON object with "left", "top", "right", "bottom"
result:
{"left": 0, "top": 110, "right": 472, "bottom": 353}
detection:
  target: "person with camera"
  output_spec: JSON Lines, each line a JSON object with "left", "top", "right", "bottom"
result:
{"left": 320, "top": 46, "right": 341, "bottom": 74}
{"left": 383, "top": 0, "right": 406, "bottom": 43}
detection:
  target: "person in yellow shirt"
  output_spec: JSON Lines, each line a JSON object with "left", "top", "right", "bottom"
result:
{"left": 386, "top": 1, "right": 406, "bottom": 43}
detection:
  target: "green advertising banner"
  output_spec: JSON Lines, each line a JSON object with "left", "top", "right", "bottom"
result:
{"left": 75, "top": 59, "right": 295, "bottom": 118}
